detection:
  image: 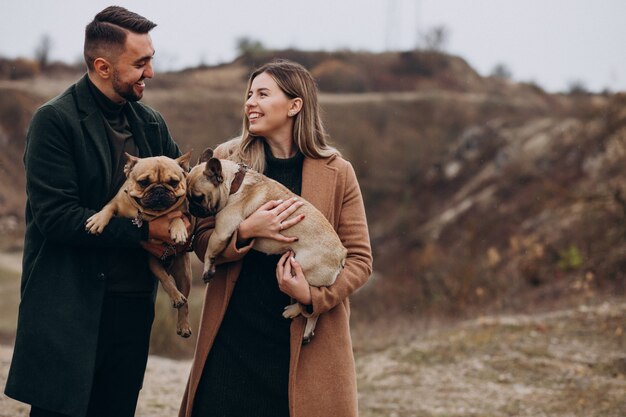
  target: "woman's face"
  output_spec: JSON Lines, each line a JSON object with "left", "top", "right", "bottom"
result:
{"left": 245, "top": 72, "right": 296, "bottom": 140}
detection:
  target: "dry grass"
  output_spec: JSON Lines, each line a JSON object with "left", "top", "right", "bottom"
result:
{"left": 1, "top": 279, "right": 624, "bottom": 417}
{"left": 0, "top": 253, "right": 21, "bottom": 344}
{"left": 354, "top": 301, "right": 626, "bottom": 417}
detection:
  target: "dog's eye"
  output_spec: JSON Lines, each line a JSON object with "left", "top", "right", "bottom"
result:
{"left": 169, "top": 179, "right": 180, "bottom": 188}
{"left": 138, "top": 179, "right": 151, "bottom": 188}
{"left": 189, "top": 194, "right": 203, "bottom": 203}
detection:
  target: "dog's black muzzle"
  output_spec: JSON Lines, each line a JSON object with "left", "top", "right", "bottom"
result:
{"left": 188, "top": 200, "right": 215, "bottom": 218}
{"left": 140, "top": 186, "right": 177, "bottom": 212}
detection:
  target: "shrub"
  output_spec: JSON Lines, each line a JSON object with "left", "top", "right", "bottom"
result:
{"left": 311, "top": 59, "right": 369, "bottom": 92}
{"left": 0, "top": 58, "right": 40, "bottom": 80}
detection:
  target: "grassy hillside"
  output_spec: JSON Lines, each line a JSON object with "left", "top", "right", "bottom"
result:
{"left": 0, "top": 52, "right": 623, "bottom": 358}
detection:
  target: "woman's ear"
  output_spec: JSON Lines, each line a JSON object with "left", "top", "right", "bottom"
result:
{"left": 93, "top": 57, "right": 112, "bottom": 79}
{"left": 288, "top": 97, "right": 303, "bottom": 117}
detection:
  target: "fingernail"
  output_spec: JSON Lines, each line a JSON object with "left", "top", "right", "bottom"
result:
{"left": 277, "top": 199, "right": 283, "bottom": 203}
{"left": 292, "top": 197, "right": 298, "bottom": 201}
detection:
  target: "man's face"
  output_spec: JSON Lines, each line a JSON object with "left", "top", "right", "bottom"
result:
{"left": 110, "top": 32, "right": 155, "bottom": 102}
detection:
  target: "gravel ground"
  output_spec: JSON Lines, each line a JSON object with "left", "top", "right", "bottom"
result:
{"left": 1, "top": 301, "right": 625, "bottom": 417}
{"left": 0, "top": 349, "right": 191, "bottom": 417}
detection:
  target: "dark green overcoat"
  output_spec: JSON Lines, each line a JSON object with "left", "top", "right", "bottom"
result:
{"left": 4, "top": 74, "right": 180, "bottom": 417}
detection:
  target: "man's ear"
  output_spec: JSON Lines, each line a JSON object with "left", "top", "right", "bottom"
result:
{"left": 123, "top": 153, "right": 139, "bottom": 177}
{"left": 204, "top": 158, "right": 223, "bottom": 186}
{"left": 93, "top": 57, "right": 112, "bottom": 79}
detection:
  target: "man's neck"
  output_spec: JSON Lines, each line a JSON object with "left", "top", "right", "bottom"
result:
{"left": 87, "top": 72, "right": 126, "bottom": 105}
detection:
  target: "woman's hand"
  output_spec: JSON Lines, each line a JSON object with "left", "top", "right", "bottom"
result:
{"left": 276, "top": 251, "right": 312, "bottom": 305}
{"left": 237, "top": 197, "right": 304, "bottom": 244}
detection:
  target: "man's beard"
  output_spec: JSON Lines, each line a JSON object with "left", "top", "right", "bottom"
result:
{"left": 112, "top": 70, "right": 142, "bottom": 102}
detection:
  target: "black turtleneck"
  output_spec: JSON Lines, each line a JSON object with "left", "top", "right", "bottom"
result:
{"left": 86, "top": 77, "right": 139, "bottom": 198}
{"left": 87, "top": 77, "right": 151, "bottom": 295}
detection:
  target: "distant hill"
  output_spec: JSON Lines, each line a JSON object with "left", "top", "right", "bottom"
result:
{"left": 0, "top": 50, "right": 622, "bottom": 318}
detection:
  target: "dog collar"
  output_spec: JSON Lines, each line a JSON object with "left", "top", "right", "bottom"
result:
{"left": 229, "top": 163, "right": 248, "bottom": 195}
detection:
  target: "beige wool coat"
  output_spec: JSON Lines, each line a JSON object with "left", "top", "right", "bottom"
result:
{"left": 179, "top": 148, "right": 373, "bottom": 417}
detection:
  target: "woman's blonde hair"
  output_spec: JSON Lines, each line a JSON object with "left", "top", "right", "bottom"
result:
{"left": 226, "top": 59, "right": 339, "bottom": 172}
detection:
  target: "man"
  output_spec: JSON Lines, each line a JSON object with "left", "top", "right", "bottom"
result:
{"left": 5, "top": 6, "right": 187, "bottom": 417}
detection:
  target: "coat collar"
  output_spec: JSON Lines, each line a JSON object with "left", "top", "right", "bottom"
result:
{"left": 301, "top": 155, "right": 338, "bottom": 222}
{"left": 75, "top": 74, "right": 151, "bottom": 197}
{"left": 76, "top": 75, "right": 112, "bottom": 193}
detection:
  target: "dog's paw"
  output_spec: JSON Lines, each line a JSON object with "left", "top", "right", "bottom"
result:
{"left": 177, "top": 324, "right": 192, "bottom": 338}
{"left": 202, "top": 269, "right": 215, "bottom": 283}
{"left": 85, "top": 213, "right": 108, "bottom": 235}
{"left": 302, "top": 316, "right": 318, "bottom": 344}
{"left": 283, "top": 303, "right": 303, "bottom": 319}
{"left": 171, "top": 294, "right": 188, "bottom": 309}
{"left": 202, "top": 261, "right": 216, "bottom": 283}
{"left": 170, "top": 226, "right": 188, "bottom": 245}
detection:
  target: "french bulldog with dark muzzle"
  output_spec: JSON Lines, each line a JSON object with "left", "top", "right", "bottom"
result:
{"left": 86, "top": 152, "right": 193, "bottom": 338}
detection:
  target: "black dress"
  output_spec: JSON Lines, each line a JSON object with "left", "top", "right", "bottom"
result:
{"left": 191, "top": 146, "right": 304, "bottom": 417}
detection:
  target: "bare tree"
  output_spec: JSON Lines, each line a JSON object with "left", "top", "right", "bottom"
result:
{"left": 236, "top": 37, "right": 266, "bottom": 57}
{"left": 34, "top": 34, "right": 53, "bottom": 70}
{"left": 567, "top": 79, "right": 589, "bottom": 95}
{"left": 491, "top": 63, "right": 512, "bottom": 80}
{"left": 420, "top": 25, "right": 449, "bottom": 52}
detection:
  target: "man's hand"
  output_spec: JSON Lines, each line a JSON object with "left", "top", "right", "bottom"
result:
{"left": 147, "top": 211, "right": 191, "bottom": 244}
{"left": 140, "top": 240, "right": 188, "bottom": 259}
{"left": 141, "top": 211, "right": 192, "bottom": 258}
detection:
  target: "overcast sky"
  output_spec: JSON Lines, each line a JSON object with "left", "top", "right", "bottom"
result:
{"left": 0, "top": 0, "right": 624, "bottom": 92}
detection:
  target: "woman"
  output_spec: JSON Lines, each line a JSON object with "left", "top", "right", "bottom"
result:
{"left": 179, "top": 59, "right": 372, "bottom": 417}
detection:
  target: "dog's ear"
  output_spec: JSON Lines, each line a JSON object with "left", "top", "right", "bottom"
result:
{"left": 204, "top": 158, "right": 223, "bottom": 186}
{"left": 123, "top": 153, "right": 139, "bottom": 177}
{"left": 176, "top": 151, "right": 193, "bottom": 172}
{"left": 199, "top": 148, "right": 214, "bottom": 164}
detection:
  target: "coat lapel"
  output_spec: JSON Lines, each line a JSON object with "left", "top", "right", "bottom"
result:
{"left": 301, "top": 156, "right": 338, "bottom": 224}
{"left": 125, "top": 104, "right": 153, "bottom": 157}
{"left": 75, "top": 75, "right": 112, "bottom": 198}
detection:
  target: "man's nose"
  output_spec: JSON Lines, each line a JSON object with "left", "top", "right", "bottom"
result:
{"left": 144, "top": 61, "right": 154, "bottom": 79}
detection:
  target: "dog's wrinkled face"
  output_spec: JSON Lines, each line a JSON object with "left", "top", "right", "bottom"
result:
{"left": 125, "top": 152, "right": 191, "bottom": 213}
{"left": 187, "top": 148, "right": 229, "bottom": 218}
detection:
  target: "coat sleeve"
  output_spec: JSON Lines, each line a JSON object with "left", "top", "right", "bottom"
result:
{"left": 192, "top": 216, "right": 254, "bottom": 265}
{"left": 305, "top": 161, "right": 373, "bottom": 317}
{"left": 25, "top": 105, "right": 147, "bottom": 247}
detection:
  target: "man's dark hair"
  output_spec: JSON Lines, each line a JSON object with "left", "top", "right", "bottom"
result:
{"left": 84, "top": 6, "right": 156, "bottom": 71}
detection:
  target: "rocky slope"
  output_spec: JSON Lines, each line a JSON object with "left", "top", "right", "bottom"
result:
{"left": 0, "top": 51, "right": 623, "bottom": 318}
